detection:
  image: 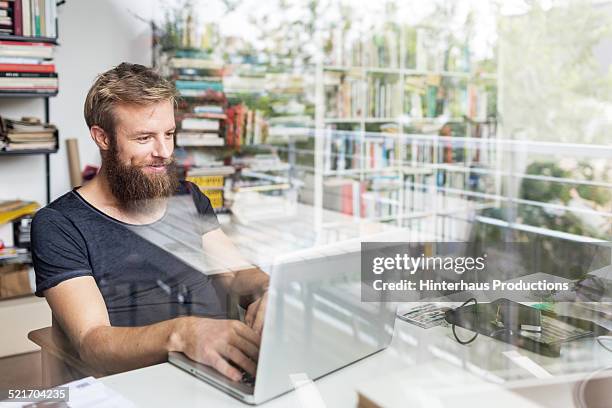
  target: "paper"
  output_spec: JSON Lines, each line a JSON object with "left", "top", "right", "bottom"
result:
{"left": 1, "top": 377, "right": 135, "bottom": 408}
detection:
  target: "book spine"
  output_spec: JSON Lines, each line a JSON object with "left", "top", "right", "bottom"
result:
{"left": 38, "top": 0, "right": 44, "bottom": 36}
{"left": 49, "top": 0, "right": 55, "bottom": 38}
{"left": 13, "top": 0, "right": 22, "bottom": 36}
{"left": 33, "top": 0, "right": 39, "bottom": 36}
{"left": 21, "top": 0, "right": 29, "bottom": 36}
{"left": 0, "top": 63, "right": 55, "bottom": 72}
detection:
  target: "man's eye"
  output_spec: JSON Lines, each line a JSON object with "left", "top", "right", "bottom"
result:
{"left": 165, "top": 133, "right": 175, "bottom": 139}
{"left": 137, "top": 136, "right": 151, "bottom": 142}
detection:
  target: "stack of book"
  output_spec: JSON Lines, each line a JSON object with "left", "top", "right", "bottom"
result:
{"left": 0, "top": 39, "right": 56, "bottom": 94}
{"left": 367, "top": 75, "right": 401, "bottom": 118}
{"left": 166, "top": 49, "right": 224, "bottom": 98}
{"left": 1, "top": 0, "right": 57, "bottom": 38}
{"left": 0, "top": 199, "right": 37, "bottom": 261}
{"left": 185, "top": 165, "right": 235, "bottom": 212}
{"left": 176, "top": 113, "right": 225, "bottom": 147}
{"left": 324, "top": 71, "right": 364, "bottom": 119}
{"left": 225, "top": 103, "right": 268, "bottom": 148}
{"left": 0, "top": 116, "right": 56, "bottom": 151}
{"left": 166, "top": 49, "right": 227, "bottom": 147}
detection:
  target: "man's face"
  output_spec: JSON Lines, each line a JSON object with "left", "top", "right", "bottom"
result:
{"left": 102, "top": 100, "right": 179, "bottom": 210}
{"left": 111, "top": 100, "right": 176, "bottom": 170}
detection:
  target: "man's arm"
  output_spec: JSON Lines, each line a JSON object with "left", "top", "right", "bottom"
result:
{"left": 44, "top": 276, "right": 260, "bottom": 381}
{"left": 202, "top": 228, "right": 270, "bottom": 334}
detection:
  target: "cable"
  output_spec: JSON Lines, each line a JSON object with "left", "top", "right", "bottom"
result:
{"left": 596, "top": 336, "right": 612, "bottom": 353}
{"left": 451, "top": 298, "right": 479, "bottom": 345}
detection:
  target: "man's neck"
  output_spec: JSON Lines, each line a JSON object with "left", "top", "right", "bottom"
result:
{"left": 77, "top": 171, "right": 168, "bottom": 225}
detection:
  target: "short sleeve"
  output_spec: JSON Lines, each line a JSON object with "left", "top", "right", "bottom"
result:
{"left": 31, "top": 207, "right": 93, "bottom": 296}
{"left": 185, "top": 181, "right": 220, "bottom": 235}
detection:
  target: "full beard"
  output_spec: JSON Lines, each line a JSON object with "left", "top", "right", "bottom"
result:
{"left": 102, "top": 145, "right": 179, "bottom": 214}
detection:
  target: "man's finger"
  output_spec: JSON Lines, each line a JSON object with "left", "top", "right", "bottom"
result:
{"left": 253, "top": 293, "right": 267, "bottom": 335}
{"left": 245, "top": 299, "right": 259, "bottom": 327}
{"left": 233, "top": 321, "right": 261, "bottom": 347}
{"left": 222, "top": 345, "right": 257, "bottom": 377}
{"left": 253, "top": 299, "right": 266, "bottom": 335}
{"left": 211, "top": 352, "right": 242, "bottom": 382}
{"left": 230, "top": 333, "right": 260, "bottom": 362}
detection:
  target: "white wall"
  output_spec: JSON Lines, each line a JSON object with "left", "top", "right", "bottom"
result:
{"left": 0, "top": 0, "right": 155, "bottom": 204}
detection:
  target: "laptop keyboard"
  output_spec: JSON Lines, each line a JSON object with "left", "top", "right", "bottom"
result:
{"left": 241, "top": 370, "right": 256, "bottom": 386}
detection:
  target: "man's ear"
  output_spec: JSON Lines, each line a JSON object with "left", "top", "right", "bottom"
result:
{"left": 90, "top": 125, "right": 111, "bottom": 151}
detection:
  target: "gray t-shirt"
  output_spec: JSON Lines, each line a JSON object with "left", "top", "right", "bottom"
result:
{"left": 31, "top": 181, "right": 228, "bottom": 326}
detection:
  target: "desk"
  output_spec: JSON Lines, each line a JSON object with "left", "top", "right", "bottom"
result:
{"left": 101, "top": 204, "right": 612, "bottom": 406}
{"left": 100, "top": 317, "right": 612, "bottom": 407}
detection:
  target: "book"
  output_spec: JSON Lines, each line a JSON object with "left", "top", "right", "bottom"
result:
{"left": 178, "top": 112, "right": 226, "bottom": 120}
{"left": 0, "top": 71, "right": 56, "bottom": 77}
{"left": 175, "top": 79, "right": 223, "bottom": 92}
{"left": 185, "top": 174, "right": 225, "bottom": 188}
{"left": 31, "top": 0, "right": 41, "bottom": 37}
{"left": 176, "top": 133, "right": 224, "bottom": 147}
{"left": 187, "top": 165, "right": 235, "bottom": 177}
{"left": 12, "top": 0, "right": 21, "bottom": 36}
{"left": 21, "top": 0, "right": 30, "bottom": 36}
{"left": 169, "top": 57, "right": 223, "bottom": 70}
{"left": 202, "top": 189, "right": 223, "bottom": 209}
{"left": 0, "top": 115, "right": 57, "bottom": 150}
{"left": 3, "top": 116, "right": 54, "bottom": 131}
{"left": 192, "top": 105, "right": 224, "bottom": 114}
{"left": 181, "top": 117, "right": 220, "bottom": 131}
{"left": 0, "top": 62, "right": 55, "bottom": 72}
{"left": 47, "top": 0, "right": 57, "bottom": 38}
{"left": 0, "top": 40, "right": 54, "bottom": 59}
{"left": 4, "top": 140, "right": 55, "bottom": 150}
{"left": 7, "top": 133, "right": 55, "bottom": 142}
{"left": 0, "top": 76, "right": 58, "bottom": 87}
{"left": 38, "top": 0, "right": 44, "bottom": 36}
{"left": 0, "top": 200, "right": 38, "bottom": 225}
{"left": 0, "top": 56, "right": 53, "bottom": 64}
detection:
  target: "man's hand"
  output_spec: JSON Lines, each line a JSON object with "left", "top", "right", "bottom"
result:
{"left": 171, "top": 317, "right": 260, "bottom": 382}
{"left": 245, "top": 290, "right": 267, "bottom": 335}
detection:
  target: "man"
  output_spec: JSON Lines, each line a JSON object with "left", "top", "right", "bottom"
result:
{"left": 31, "top": 63, "right": 267, "bottom": 382}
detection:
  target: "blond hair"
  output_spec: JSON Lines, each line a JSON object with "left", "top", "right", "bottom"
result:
{"left": 84, "top": 62, "right": 177, "bottom": 135}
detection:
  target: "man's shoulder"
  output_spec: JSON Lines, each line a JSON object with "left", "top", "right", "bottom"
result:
{"left": 176, "top": 179, "right": 197, "bottom": 195}
{"left": 32, "top": 190, "right": 83, "bottom": 225}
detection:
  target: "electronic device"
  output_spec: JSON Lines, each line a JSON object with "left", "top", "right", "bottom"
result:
{"left": 169, "top": 245, "right": 397, "bottom": 405}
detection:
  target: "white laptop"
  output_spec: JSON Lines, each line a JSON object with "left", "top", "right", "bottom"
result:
{"left": 169, "top": 244, "right": 397, "bottom": 404}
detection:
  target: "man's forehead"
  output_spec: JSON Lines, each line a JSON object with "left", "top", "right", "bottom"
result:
{"left": 113, "top": 101, "right": 175, "bottom": 131}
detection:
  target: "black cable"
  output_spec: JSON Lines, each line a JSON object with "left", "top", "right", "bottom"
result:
{"left": 451, "top": 297, "right": 479, "bottom": 345}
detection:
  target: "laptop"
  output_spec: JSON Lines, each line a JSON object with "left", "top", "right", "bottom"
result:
{"left": 169, "top": 243, "right": 397, "bottom": 404}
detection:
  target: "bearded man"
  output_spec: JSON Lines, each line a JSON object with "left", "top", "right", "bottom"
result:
{"left": 31, "top": 63, "right": 267, "bottom": 382}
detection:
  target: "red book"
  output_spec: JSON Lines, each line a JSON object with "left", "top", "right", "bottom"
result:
{"left": 12, "top": 0, "right": 22, "bottom": 36}
{"left": 0, "top": 40, "right": 53, "bottom": 47}
{"left": 341, "top": 183, "right": 352, "bottom": 215}
{"left": 0, "top": 63, "right": 55, "bottom": 73}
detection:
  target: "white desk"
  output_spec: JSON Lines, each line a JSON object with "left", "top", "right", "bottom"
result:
{"left": 100, "top": 203, "right": 612, "bottom": 406}
{"left": 100, "top": 317, "right": 612, "bottom": 407}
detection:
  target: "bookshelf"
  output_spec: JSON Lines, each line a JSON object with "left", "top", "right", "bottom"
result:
{"left": 0, "top": 0, "right": 60, "bottom": 297}
{"left": 153, "top": 41, "right": 310, "bottom": 217}
{"left": 313, "top": 22, "right": 499, "bottom": 234}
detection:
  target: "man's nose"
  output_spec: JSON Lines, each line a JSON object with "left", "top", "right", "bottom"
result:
{"left": 153, "top": 138, "right": 172, "bottom": 158}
